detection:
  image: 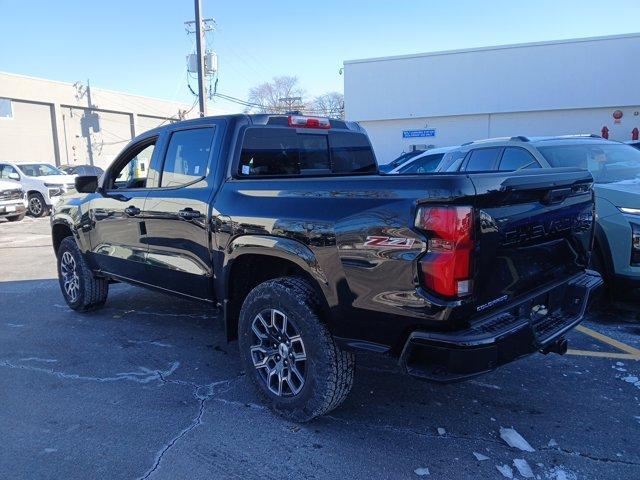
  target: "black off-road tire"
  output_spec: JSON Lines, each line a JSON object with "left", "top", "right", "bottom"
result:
{"left": 7, "top": 213, "right": 26, "bottom": 222}
{"left": 27, "top": 192, "right": 49, "bottom": 217}
{"left": 238, "top": 277, "right": 355, "bottom": 422}
{"left": 57, "top": 236, "right": 109, "bottom": 311}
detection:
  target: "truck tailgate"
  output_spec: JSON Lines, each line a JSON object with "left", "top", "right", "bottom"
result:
{"left": 468, "top": 168, "right": 595, "bottom": 313}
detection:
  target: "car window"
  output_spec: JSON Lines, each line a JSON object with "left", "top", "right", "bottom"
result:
{"left": 160, "top": 128, "right": 215, "bottom": 188}
{"left": 499, "top": 147, "right": 541, "bottom": 171}
{"left": 398, "top": 153, "right": 445, "bottom": 174}
{"left": 0, "top": 164, "right": 20, "bottom": 180}
{"left": 438, "top": 150, "right": 466, "bottom": 172}
{"left": 239, "top": 128, "right": 376, "bottom": 176}
{"left": 111, "top": 141, "right": 156, "bottom": 189}
{"left": 538, "top": 143, "right": 640, "bottom": 184}
{"left": 465, "top": 148, "right": 502, "bottom": 171}
{"left": 17, "top": 163, "right": 63, "bottom": 176}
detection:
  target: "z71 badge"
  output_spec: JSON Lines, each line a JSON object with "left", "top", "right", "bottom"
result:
{"left": 364, "top": 236, "right": 416, "bottom": 249}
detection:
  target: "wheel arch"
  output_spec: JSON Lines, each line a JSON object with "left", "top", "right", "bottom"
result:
{"left": 51, "top": 220, "right": 75, "bottom": 255}
{"left": 220, "top": 235, "right": 334, "bottom": 342}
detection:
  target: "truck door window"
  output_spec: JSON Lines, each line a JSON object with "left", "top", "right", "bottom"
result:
{"left": 111, "top": 141, "right": 155, "bottom": 189}
{"left": 160, "top": 128, "right": 215, "bottom": 188}
{"left": 465, "top": 148, "right": 502, "bottom": 171}
{"left": 499, "top": 147, "right": 541, "bottom": 171}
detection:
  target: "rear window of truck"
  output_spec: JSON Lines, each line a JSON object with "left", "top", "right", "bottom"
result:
{"left": 238, "top": 128, "right": 377, "bottom": 176}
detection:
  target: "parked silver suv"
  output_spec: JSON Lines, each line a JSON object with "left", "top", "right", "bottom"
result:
{"left": 436, "top": 135, "right": 640, "bottom": 293}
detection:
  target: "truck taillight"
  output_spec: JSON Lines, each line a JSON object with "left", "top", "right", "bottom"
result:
{"left": 415, "top": 206, "right": 474, "bottom": 298}
{"left": 288, "top": 115, "right": 331, "bottom": 129}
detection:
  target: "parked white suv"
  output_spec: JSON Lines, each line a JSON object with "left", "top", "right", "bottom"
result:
{"left": 0, "top": 162, "right": 76, "bottom": 217}
{"left": 0, "top": 178, "right": 27, "bottom": 222}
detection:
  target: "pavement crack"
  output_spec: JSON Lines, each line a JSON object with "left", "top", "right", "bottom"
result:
{"left": 138, "top": 395, "right": 209, "bottom": 480}
{"left": 138, "top": 374, "right": 244, "bottom": 479}
{"left": 541, "top": 446, "right": 640, "bottom": 466}
{"left": 0, "top": 359, "right": 180, "bottom": 385}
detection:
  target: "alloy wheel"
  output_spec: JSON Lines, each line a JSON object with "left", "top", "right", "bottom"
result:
{"left": 29, "top": 196, "right": 43, "bottom": 216}
{"left": 60, "top": 251, "right": 80, "bottom": 303}
{"left": 250, "top": 308, "right": 307, "bottom": 397}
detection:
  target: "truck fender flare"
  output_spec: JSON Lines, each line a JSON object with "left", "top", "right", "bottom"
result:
{"left": 219, "top": 235, "right": 335, "bottom": 340}
{"left": 223, "top": 234, "right": 330, "bottom": 294}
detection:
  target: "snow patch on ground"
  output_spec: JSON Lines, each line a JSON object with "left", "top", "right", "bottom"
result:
{"left": 513, "top": 458, "right": 534, "bottom": 478}
{"left": 500, "top": 427, "right": 535, "bottom": 452}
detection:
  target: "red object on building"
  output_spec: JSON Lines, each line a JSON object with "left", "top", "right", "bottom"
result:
{"left": 632, "top": 127, "right": 639, "bottom": 141}
{"left": 601, "top": 126, "right": 609, "bottom": 139}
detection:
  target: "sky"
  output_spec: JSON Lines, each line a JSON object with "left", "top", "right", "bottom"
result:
{"left": 2, "top": 0, "right": 639, "bottom": 113}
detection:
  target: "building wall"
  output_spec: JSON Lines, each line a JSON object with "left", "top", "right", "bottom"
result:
{"left": 362, "top": 105, "right": 640, "bottom": 165}
{"left": 0, "top": 100, "right": 56, "bottom": 164}
{"left": 345, "top": 34, "right": 640, "bottom": 165}
{"left": 345, "top": 33, "right": 640, "bottom": 122}
{"left": 0, "top": 71, "right": 205, "bottom": 169}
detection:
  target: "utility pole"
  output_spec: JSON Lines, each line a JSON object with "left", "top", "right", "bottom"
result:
{"left": 278, "top": 96, "right": 303, "bottom": 113}
{"left": 194, "top": 0, "right": 207, "bottom": 117}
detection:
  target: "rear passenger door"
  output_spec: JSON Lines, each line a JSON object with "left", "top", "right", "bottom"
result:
{"left": 143, "top": 123, "right": 221, "bottom": 301}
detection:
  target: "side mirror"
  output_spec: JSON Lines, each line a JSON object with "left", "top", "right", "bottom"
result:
{"left": 8, "top": 172, "right": 19, "bottom": 181}
{"left": 75, "top": 175, "right": 99, "bottom": 193}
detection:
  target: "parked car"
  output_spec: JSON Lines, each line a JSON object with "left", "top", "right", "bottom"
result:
{"left": 626, "top": 140, "right": 640, "bottom": 150}
{"left": 436, "top": 135, "right": 640, "bottom": 292}
{"left": 60, "top": 164, "right": 105, "bottom": 176}
{"left": 0, "top": 162, "right": 76, "bottom": 217}
{"left": 387, "top": 146, "right": 455, "bottom": 174}
{"left": 378, "top": 150, "right": 425, "bottom": 173}
{"left": 0, "top": 178, "right": 27, "bottom": 222}
{"left": 51, "top": 114, "right": 601, "bottom": 421}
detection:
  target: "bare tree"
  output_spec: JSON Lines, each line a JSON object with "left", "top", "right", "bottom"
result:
{"left": 310, "top": 92, "right": 344, "bottom": 119}
{"left": 247, "top": 76, "right": 306, "bottom": 114}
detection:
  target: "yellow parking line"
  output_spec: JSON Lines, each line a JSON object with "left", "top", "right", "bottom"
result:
{"left": 566, "top": 349, "right": 639, "bottom": 360}
{"left": 575, "top": 325, "right": 640, "bottom": 357}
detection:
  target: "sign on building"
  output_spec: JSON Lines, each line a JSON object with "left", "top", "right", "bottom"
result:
{"left": 402, "top": 129, "right": 436, "bottom": 138}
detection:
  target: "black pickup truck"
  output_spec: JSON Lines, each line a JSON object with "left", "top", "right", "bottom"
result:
{"left": 51, "top": 114, "right": 602, "bottom": 421}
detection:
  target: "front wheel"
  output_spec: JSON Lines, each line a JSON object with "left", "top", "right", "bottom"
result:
{"left": 238, "top": 277, "right": 355, "bottom": 422}
{"left": 57, "top": 237, "right": 109, "bottom": 311}
{"left": 27, "top": 192, "right": 49, "bottom": 217}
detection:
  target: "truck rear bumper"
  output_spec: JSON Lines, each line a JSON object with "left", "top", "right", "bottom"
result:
{"left": 399, "top": 270, "right": 603, "bottom": 382}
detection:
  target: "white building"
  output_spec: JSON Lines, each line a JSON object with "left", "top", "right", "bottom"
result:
{"left": 344, "top": 33, "right": 640, "bottom": 164}
{"left": 0, "top": 72, "right": 205, "bottom": 169}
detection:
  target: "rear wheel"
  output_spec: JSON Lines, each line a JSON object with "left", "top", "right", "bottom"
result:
{"left": 57, "top": 237, "right": 108, "bottom": 311}
{"left": 27, "top": 193, "right": 49, "bottom": 217}
{"left": 238, "top": 277, "right": 355, "bottom": 422}
{"left": 6, "top": 213, "right": 25, "bottom": 222}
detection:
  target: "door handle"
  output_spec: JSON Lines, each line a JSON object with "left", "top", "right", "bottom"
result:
{"left": 124, "top": 206, "right": 141, "bottom": 216}
{"left": 178, "top": 208, "right": 202, "bottom": 220}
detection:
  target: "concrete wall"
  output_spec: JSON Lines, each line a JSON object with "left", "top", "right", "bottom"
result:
{"left": 0, "top": 71, "right": 205, "bottom": 169}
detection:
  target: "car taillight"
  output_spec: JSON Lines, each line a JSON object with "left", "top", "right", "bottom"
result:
{"left": 415, "top": 206, "right": 474, "bottom": 298}
{"left": 288, "top": 115, "right": 331, "bottom": 129}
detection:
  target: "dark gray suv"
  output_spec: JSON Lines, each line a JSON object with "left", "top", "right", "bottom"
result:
{"left": 437, "top": 135, "right": 640, "bottom": 292}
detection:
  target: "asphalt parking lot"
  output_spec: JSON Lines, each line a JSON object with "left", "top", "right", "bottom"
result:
{"left": 1, "top": 217, "right": 639, "bottom": 480}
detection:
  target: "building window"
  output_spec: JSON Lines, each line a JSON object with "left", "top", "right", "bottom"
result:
{"left": 0, "top": 98, "right": 12, "bottom": 119}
